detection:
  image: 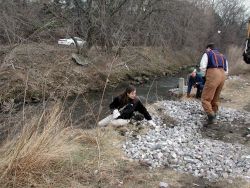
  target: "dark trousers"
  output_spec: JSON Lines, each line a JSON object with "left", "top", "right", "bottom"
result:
{"left": 196, "top": 85, "right": 203, "bottom": 98}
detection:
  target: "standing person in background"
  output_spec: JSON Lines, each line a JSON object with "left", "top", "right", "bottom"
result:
{"left": 199, "top": 43, "right": 229, "bottom": 125}
{"left": 98, "top": 85, "right": 156, "bottom": 127}
{"left": 187, "top": 69, "right": 205, "bottom": 98}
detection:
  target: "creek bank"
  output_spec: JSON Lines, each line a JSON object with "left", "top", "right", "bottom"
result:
{"left": 0, "top": 43, "right": 195, "bottom": 104}
{"left": 123, "top": 100, "right": 250, "bottom": 181}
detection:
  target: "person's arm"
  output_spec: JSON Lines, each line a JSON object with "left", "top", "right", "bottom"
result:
{"left": 199, "top": 53, "right": 208, "bottom": 75}
{"left": 225, "top": 60, "right": 229, "bottom": 75}
{"left": 109, "top": 96, "right": 121, "bottom": 112}
{"left": 245, "top": 40, "right": 248, "bottom": 53}
{"left": 135, "top": 99, "right": 152, "bottom": 120}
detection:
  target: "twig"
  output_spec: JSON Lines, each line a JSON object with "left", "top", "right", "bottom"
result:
{"left": 155, "top": 81, "right": 159, "bottom": 101}
{"left": 23, "top": 71, "right": 29, "bottom": 123}
{"left": 96, "top": 54, "right": 119, "bottom": 126}
{"left": 95, "top": 137, "right": 101, "bottom": 171}
{"left": 81, "top": 96, "right": 98, "bottom": 128}
{"left": 146, "top": 78, "right": 156, "bottom": 105}
{"left": 94, "top": 38, "right": 124, "bottom": 181}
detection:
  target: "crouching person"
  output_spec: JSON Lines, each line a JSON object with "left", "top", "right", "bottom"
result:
{"left": 187, "top": 69, "right": 205, "bottom": 98}
{"left": 98, "top": 85, "right": 156, "bottom": 127}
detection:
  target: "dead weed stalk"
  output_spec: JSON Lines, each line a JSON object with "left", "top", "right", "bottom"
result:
{"left": 0, "top": 103, "right": 81, "bottom": 186}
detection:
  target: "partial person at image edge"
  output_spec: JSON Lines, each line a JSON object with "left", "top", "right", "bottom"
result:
{"left": 243, "top": 38, "right": 250, "bottom": 64}
{"left": 98, "top": 85, "right": 156, "bottom": 127}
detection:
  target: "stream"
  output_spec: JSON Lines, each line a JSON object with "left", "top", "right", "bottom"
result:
{"left": 65, "top": 75, "right": 186, "bottom": 128}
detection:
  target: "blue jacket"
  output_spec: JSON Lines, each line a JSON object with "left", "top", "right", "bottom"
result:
{"left": 187, "top": 73, "right": 205, "bottom": 94}
{"left": 206, "top": 49, "right": 227, "bottom": 71}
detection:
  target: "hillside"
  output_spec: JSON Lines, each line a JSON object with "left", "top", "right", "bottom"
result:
{"left": 0, "top": 43, "right": 195, "bottom": 105}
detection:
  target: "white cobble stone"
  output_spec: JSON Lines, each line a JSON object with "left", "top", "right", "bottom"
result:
{"left": 123, "top": 100, "right": 250, "bottom": 181}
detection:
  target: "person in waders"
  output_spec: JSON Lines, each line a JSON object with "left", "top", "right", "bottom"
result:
{"left": 199, "top": 43, "right": 229, "bottom": 125}
{"left": 98, "top": 85, "right": 156, "bottom": 127}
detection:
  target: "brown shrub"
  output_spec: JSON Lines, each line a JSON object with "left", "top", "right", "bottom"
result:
{"left": 0, "top": 103, "right": 81, "bottom": 187}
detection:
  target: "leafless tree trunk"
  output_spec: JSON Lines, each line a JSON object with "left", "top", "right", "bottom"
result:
{"left": 0, "top": 0, "right": 248, "bottom": 54}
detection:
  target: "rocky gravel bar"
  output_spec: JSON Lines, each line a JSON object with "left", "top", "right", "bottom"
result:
{"left": 123, "top": 100, "right": 250, "bottom": 181}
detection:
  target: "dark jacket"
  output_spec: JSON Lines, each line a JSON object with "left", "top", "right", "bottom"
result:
{"left": 109, "top": 96, "right": 152, "bottom": 120}
{"left": 187, "top": 73, "right": 205, "bottom": 94}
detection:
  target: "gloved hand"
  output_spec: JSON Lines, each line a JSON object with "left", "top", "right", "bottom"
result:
{"left": 148, "top": 120, "right": 156, "bottom": 127}
{"left": 112, "top": 109, "right": 120, "bottom": 119}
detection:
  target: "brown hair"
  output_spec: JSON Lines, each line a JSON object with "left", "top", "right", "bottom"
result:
{"left": 120, "top": 85, "right": 136, "bottom": 105}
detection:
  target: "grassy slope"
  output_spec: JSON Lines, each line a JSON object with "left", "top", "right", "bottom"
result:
{"left": 0, "top": 105, "right": 248, "bottom": 187}
{"left": 0, "top": 44, "right": 195, "bottom": 103}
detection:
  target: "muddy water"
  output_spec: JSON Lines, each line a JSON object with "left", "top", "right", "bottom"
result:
{"left": 65, "top": 75, "right": 182, "bottom": 128}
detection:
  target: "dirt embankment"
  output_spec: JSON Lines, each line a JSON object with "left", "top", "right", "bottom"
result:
{"left": 221, "top": 74, "right": 250, "bottom": 112}
{"left": 221, "top": 46, "right": 250, "bottom": 111}
{"left": 0, "top": 43, "right": 195, "bottom": 105}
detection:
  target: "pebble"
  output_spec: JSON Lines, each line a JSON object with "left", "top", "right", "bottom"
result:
{"left": 159, "top": 182, "right": 168, "bottom": 188}
{"left": 123, "top": 100, "right": 250, "bottom": 181}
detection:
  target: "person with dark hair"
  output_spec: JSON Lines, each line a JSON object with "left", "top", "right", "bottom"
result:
{"left": 187, "top": 69, "right": 205, "bottom": 98}
{"left": 98, "top": 85, "right": 156, "bottom": 127}
{"left": 199, "top": 43, "right": 229, "bottom": 125}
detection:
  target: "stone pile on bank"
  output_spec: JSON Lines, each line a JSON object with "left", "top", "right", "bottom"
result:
{"left": 123, "top": 100, "right": 250, "bottom": 181}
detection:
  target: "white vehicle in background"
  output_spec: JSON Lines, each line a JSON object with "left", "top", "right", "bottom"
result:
{"left": 58, "top": 37, "right": 86, "bottom": 47}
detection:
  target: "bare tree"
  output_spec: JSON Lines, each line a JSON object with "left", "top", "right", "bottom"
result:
{"left": 0, "top": 0, "right": 248, "bottom": 54}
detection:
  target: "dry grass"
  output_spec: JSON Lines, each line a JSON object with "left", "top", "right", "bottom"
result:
{"left": 227, "top": 45, "right": 250, "bottom": 75}
{"left": 1, "top": 44, "right": 249, "bottom": 187}
{"left": 0, "top": 103, "right": 82, "bottom": 187}
{"left": 0, "top": 44, "right": 195, "bottom": 103}
{"left": 0, "top": 43, "right": 106, "bottom": 103}
{"left": 108, "top": 46, "right": 195, "bottom": 84}
{"left": 0, "top": 101, "right": 149, "bottom": 187}
{"left": 0, "top": 102, "right": 249, "bottom": 187}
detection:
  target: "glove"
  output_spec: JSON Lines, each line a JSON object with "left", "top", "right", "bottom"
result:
{"left": 112, "top": 109, "right": 120, "bottom": 119}
{"left": 148, "top": 120, "right": 156, "bottom": 126}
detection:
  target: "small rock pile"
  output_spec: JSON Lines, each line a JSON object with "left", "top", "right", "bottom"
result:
{"left": 123, "top": 100, "right": 250, "bottom": 181}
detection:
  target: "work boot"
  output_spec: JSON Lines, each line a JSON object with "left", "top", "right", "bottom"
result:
{"left": 207, "top": 113, "right": 216, "bottom": 125}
